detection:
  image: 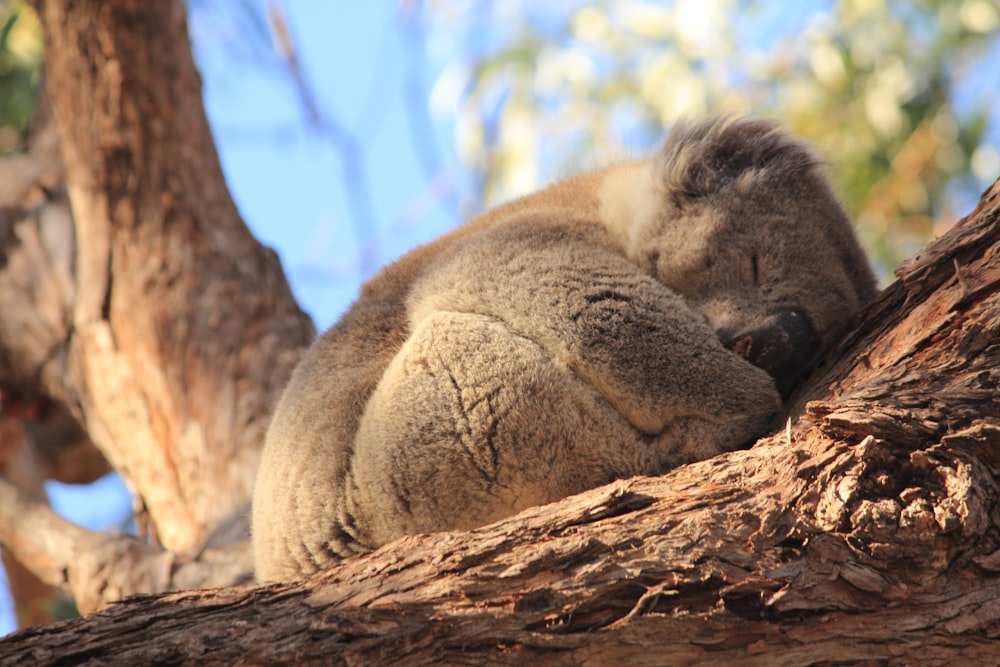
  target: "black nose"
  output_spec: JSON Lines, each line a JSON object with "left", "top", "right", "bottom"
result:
{"left": 719, "top": 309, "right": 821, "bottom": 400}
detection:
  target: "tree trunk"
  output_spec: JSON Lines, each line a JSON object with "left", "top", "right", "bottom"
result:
{"left": 2, "top": 0, "right": 999, "bottom": 662}
{"left": 2, "top": 173, "right": 998, "bottom": 663}
{"left": 1, "top": 0, "right": 313, "bottom": 615}
{"left": 25, "top": 0, "right": 314, "bottom": 552}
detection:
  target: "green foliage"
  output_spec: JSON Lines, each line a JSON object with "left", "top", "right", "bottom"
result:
{"left": 0, "top": 0, "right": 42, "bottom": 155}
{"left": 46, "top": 596, "right": 80, "bottom": 623}
{"left": 426, "top": 0, "right": 1000, "bottom": 278}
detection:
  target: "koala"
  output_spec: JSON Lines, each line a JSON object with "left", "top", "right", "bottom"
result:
{"left": 252, "top": 116, "right": 877, "bottom": 582}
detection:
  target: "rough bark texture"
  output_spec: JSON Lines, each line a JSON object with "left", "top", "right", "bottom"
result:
{"left": 2, "top": 177, "right": 997, "bottom": 663}
{"left": 0, "top": 0, "right": 313, "bottom": 616}
{"left": 24, "top": 0, "right": 314, "bottom": 552}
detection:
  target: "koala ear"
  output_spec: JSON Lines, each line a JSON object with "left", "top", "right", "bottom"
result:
{"left": 660, "top": 116, "right": 819, "bottom": 207}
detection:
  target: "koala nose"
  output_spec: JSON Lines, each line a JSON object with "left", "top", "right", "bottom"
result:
{"left": 719, "top": 309, "right": 820, "bottom": 400}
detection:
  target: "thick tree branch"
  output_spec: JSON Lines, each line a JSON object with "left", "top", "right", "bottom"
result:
{"left": 0, "top": 0, "right": 314, "bottom": 618}
{"left": 4, "top": 0, "right": 313, "bottom": 555}
{"left": 0, "top": 475, "right": 252, "bottom": 615}
{"left": 3, "top": 0, "right": 998, "bottom": 657}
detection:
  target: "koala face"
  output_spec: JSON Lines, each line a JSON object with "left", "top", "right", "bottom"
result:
{"left": 635, "top": 118, "right": 877, "bottom": 396}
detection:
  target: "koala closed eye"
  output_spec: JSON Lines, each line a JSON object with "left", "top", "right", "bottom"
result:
{"left": 747, "top": 254, "right": 762, "bottom": 285}
{"left": 251, "top": 115, "right": 877, "bottom": 582}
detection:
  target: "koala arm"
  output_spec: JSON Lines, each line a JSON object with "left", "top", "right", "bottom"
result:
{"left": 408, "top": 214, "right": 781, "bottom": 436}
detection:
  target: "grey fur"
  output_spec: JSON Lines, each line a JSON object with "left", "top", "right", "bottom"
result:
{"left": 251, "top": 116, "right": 876, "bottom": 582}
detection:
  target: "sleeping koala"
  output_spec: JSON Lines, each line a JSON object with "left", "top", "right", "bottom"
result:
{"left": 252, "top": 116, "right": 877, "bottom": 582}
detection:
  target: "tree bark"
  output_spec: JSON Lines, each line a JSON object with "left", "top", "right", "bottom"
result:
{"left": 1, "top": 0, "right": 313, "bottom": 615}
{"left": 25, "top": 0, "right": 314, "bottom": 552}
{"left": 0, "top": 418, "right": 69, "bottom": 628}
{"left": 2, "top": 171, "right": 997, "bottom": 662}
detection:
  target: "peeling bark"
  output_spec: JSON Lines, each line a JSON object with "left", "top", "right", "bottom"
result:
{"left": 0, "top": 0, "right": 312, "bottom": 618}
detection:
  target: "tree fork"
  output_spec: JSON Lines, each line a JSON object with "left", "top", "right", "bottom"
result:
{"left": 0, "top": 0, "right": 314, "bottom": 614}
{"left": 2, "top": 0, "right": 998, "bottom": 661}
{"left": 15, "top": 0, "right": 313, "bottom": 553}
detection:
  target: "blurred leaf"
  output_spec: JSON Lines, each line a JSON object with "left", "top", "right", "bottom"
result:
{"left": 424, "top": 0, "right": 1000, "bottom": 280}
{"left": 0, "top": 0, "right": 42, "bottom": 155}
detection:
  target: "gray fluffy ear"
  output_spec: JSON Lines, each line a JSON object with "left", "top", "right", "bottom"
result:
{"left": 660, "top": 116, "right": 820, "bottom": 206}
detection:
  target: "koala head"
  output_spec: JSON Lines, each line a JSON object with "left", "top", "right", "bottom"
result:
{"left": 633, "top": 117, "right": 877, "bottom": 397}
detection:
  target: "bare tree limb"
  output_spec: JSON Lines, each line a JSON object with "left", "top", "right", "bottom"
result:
{"left": 0, "top": 0, "right": 312, "bottom": 616}
{"left": 2, "top": 0, "right": 998, "bottom": 657}
{"left": 0, "top": 474, "right": 252, "bottom": 615}
{"left": 9, "top": 0, "right": 314, "bottom": 553}
{"left": 0, "top": 418, "right": 68, "bottom": 628}
{"left": 267, "top": 0, "right": 380, "bottom": 272}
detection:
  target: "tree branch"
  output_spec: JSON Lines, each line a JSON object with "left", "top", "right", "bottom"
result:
{"left": 0, "top": 0, "right": 312, "bottom": 617}
{"left": 0, "top": 417, "right": 67, "bottom": 628}
{"left": 0, "top": 474, "right": 252, "bottom": 615}
{"left": 6, "top": 0, "right": 314, "bottom": 556}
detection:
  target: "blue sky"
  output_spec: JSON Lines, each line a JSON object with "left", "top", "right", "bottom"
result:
{"left": 194, "top": 1, "right": 460, "bottom": 331}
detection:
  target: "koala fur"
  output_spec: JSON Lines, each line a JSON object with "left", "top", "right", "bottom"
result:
{"left": 252, "top": 116, "right": 877, "bottom": 582}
